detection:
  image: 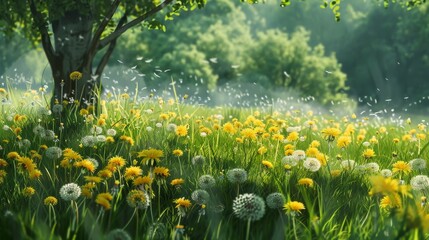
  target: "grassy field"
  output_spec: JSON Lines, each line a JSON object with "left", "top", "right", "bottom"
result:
{"left": 0, "top": 85, "right": 428, "bottom": 240}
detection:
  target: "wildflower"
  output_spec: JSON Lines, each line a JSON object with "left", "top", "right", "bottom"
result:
{"left": 257, "top": 146, "right": 268, "bottom": 155}
{"left": 106, "top": 129, "right": 117, "bottom": 136}
{"left": 292, "top": 150, "right": 306, "bottom": 160}
{"left": 69, "top": 71, "right": 82, "bottom": 80}
{"left": 84, "top": 176, "right": 103, "bottom": 183}
{"left": 0, "top": 159, "right": 8, "bottom": 167}
{"left": 174, "top": 197, "right": 192, "bottom": 216}
{"left": 29, "top": 169, "right": 42, "bottom": 179}
{"left": 44, "top": 196, "right": 58, "bottom": 206}
{"left": 126, "top": 189, "right": 150, "bottom": 209}
{"left": 98, "top": 169, "right": 113, "bottom": 179}
{"left": 298, "top": 178, "right": 314, "bottom": 188}
{"left": 74, "top": 159, "right": 95, "bottom": 173}
{"left": 266, "top": 193, "right": 285, "bottom": 209}
{"left": 369, "top": 176, "right": 399, "bottom": 195}
{"left": 284, "top": 201, "right": 305, "bottom": 215}
{"left": 362, "top": 149, "right": 376, "bottom": 159}
{"left": 119, "top": 135, "right": 134, "bottom": 146}
{"left": 191, "top": 189, "right": 210, "bottom": 204}
{"left": 95, "top": 193, "right": 113, "bottom": 210}
{"left": 409, "top": 158, "right": 427, "bottom": 170}
{"left": 286, "top": 131, "right": 299, "bottom": 142}
{"left": 7, "top": 151, "right": 20, "bottom": 159}
{"left": 172, "top": 149, "right": 183, "bottom": 157}
{"left": 59, "top": 183, "right": 81, "bottom": 201}
{"left": 410, "top": 175, "right": 429, "bottom": 191}
{"left": 226, "top": 168, "right": 247, "bottom": 184}
{"left": 306, "top": 147, "right": 319, "bottom": 157}
{"left": 192, "top": 155, "right": 206, "bottom": 165}
{"left": 331, "top": 170, "right": 342, "bottom": 177}
{"left": 171, "top": 178, "right": 185, "bottom": 187}
{"left": 153, "top": 166, "right": 170, "bottom": 178}
{"left": 380, "top": 195, "right": 401, "bottom": 209}
{"left": 167, "top": 123, "right": 177, "bottom": 132}
{"left": 341, "top": 160, "right": 357, "bottom": 170}
{"left": 133, "top": 175, "right": 153, "bottom": 188}
{"left": 124, "top": 166, "right": 143, "bottom": 180}
{"left": 241, "top": 128, "right": 257, "bottom": 141}
{"left": 198, "top": 175, "right": 216, "bottom": 189}
{"left": 321, "top": 127, "right": 341, "bottom": 141}
{"left": 22, "top": 187, "right": 36, "bottom": 197}
{"left": 108, "top": 156, "right": 126, "bottom": 168}
{"left": 380, "top": 169, "right": 393, "bottom": 178}
{"left": 175, "top": 125, "right": 188, "bottom": 136}
{"left": 233, "top": 193, "right": 266, "bottom": 221}
{"left": 365, "top": 162, "right": 380, "bottom": 173}
{"left": 392, "top": 161, "right": 411, "bottom": 175}
{"left": 303, "top": 158, "right": 321, "bottom": 172}
{"left": 138, "top": 149, "right": 164, "bottom": 166}
{"left": 336, "top": 136, "right": 352, "bottom": 148}
{"left": 223, "top": 122, "right": 237, "bottom": 134}
{"left": 262, "top": 160, "right": 274, "bottom": 169}
{"left": 0, "top": 170, "right": 6, "bottom": 183}
{"left": 281, "top": 156, "right": 299, "bottom": 167}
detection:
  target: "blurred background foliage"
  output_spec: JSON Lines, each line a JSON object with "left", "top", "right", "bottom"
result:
{"left": 1, "top": 0, "right": 428, "bottom": 109}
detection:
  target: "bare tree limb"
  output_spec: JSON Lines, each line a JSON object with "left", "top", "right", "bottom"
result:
{"left": 28, "top": 0, "right": 56, "bottom": 64}
{"left": 83, "top": 0, "right": 121, "bottom": 69}
{"left": 95, "top": 11, "right": 128, "bottom": 77}
{"left": 98, "top": 0, "right": 174, "bottom": 50}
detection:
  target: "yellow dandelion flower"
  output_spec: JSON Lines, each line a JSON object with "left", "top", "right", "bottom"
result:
{"left": 380, "top": 194, "right": 401, "bottom": 209}
{"left": 272, "top": 133, "right": 284, "bottom": 141}
{"left": 286, "top": 132, "right": 299, "bottom": 142}
{"left": 84, "top": 176, "right": 103, "bottom": 183}
{"left": 69, "top": 71, "right": 82, "bottom": 80}
{"left": 44, "top": 196, "right": 58, "bottom": 206}
{"left": 124, "top": 166, "right": 143, "bottom": 180}
{"left": 0, "top": 159, "right": 8, "bottom": 167}
{"left": 176, "top": 125, "right": 188, "bottom": 137}
{"left": 262, "top": 160, "right": 274, "bottom": 169}
{"left": 153, "top": 166, "right": 170, "bottom": 178}
{"left": 370, "top": 176, "right": 399, "bottom": 195}
{"left": 138, "top": 149, "right": 164, "bottom": 165}
{"left": 223, "top": 122, "right": 237, "bottom": 135}
{"left": 29, "top": 169, "right": 42, "bottom": 179}
{"left": 330, "top": 170, "right": 342, "bottom": 177}
{"left": 98, "top": 169, "right": 113, "bottom": 179}
{"left": 95, "top": 193, "right": 113, "bottom": 210}
{"left": 337, "top": 135, "right": 352, "bottom": 148}
{"left": 284, "top": 201, "right": 305, "bottom": 214}
{"left": 173, "top": 149, "right": 183, "bottom": 157}
{"left": 306, "top": 147, "right": 319, "bottom": 157}
{"left": 362, "top": 149, "right": 376, "bottom": 159}
{"left": 298, "top": 178, "right": 314, "bottom": 187}
{"left": 171, "top": 178, "right": 185, "bottom": 186}
{"left": 23, "top": 187, "right": 36, "bottom": 197}
{"left": 258, "top": 146, "right": 268, "bottom": 155}
{"left": 133, "top": 175, "right": 153, "bottom": 187}
{"left": 241, "top": 128, "right": 257, "bottom": 140}
{"left": 108, "top": 156, "right": 126, "bottom": 168}
{"left": 174, "top": 197, "right": 192, "bottom": 208}
{"left": 106, "top": 136, "right": 115, "bottom": 143}
{"left": 392, "top": 161, "right": 411, "bottom": 175}
{"left": 7, "top": 152, "right": 20, "bottom": 159}
{"left": 321, "top": 127, "right": 341, "bottom": 141}
{"left": 74, "top": 160, "right": 95, "bottom": 173}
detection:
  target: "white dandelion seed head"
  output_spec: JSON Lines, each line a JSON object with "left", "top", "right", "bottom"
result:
{"left": 3, "top": 125, "right": 10, "bottom": 131}
{"left": 380, "top": 169, "right": 393, "bottom": 177}
{"left": 233, "top": 193, "right": 266, "bottom": 221}
{"left": 192, "top": 155, "right": 205, "bottom": 165}
{"left": 167, "top": 123, "right": 177, "bottom": 132}
{"left": 146, "top": 126, "right": 153, "bottom": 132}
{"left": 106, "top": 229, "right": 132, "bottom": 240}
{"left": 287, "top": 126, "right": 301, "bottom": 133}
{"left": 292, "top": 150, "right": 306, "bottom": 160}
{"left": 281, "top": 155, "right": 299, "bottom": 166}
{"left": 409, "top": 158, "right": 427, "bottom": 171}
{"left": 362, "top": 141, "right": 371, "bottom": 147}
{"left": 266, "top": 192, "right": 285, "bottom": 209}
{"left": 198, "top": 175, "right": 216, "bottom": 189}
{"left": 52, "top": 104, "right": 63, "bottom": 114}
{"left": 90, "top": 126, "right": 103, "bottom": 135}
{"left": 96, "top": 135, "right": 106, "bottom": 143}
{"left": 59, "top": 183, "right": 81, "bottom": 201}
{"left": 365, "top": 162, "right": 380, "bottom": 173}
{"left": 410, "top": 175, "right": 429, "bottom": 191}
{"left": 45, "top": 146, "right": 62, "bottom": 160}
{"left": 82, "top": 135, "right": 97, "bottom": 147}
{"left": 33, "top": 125, "right": 45, "bottom": 136}
{"left": 155, "top": 122, "right": 163, "bottom": 128}
{"left": 106, "top": 129, "right": 117, "bottom": 136}
{"left": 144, "top": 109, "right": 154, "bottom": 114}
{"left": 303, "top": 157, "right": 321, "bottom": 172}
{"left": 226, "top": 168, "right": 248, "bottom": 184}
{"left": 191, "top": 189, "right": 210, "bottom": 204}
{"left": 341, "top": 160, "right": 357, "bottom": 170}
{"left": 18, "top": 139, "right": 31, "bottom": 151}
{"left": 200, "top": 132, "right": 207, "bottom": 137}
{"left": 42, "top": 130, "right": 56, "bottom": 141}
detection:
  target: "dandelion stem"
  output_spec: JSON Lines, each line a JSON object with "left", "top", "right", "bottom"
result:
{"left": 123, "top": 208, "right": 137, "bottom": 230}
{"left": 245, "top": 218, "right": 251, "bottom": 240}
{"left": 292, "top": 216, "right": 298, "bottom": 240}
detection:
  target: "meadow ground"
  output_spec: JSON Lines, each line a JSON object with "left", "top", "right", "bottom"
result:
{"left": 0, "top": 85, "right": 428, "bottom": 240}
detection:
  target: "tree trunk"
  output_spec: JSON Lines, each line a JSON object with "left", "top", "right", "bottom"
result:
{"left": 50, "top": 11, "right": 97, "bottom": 109}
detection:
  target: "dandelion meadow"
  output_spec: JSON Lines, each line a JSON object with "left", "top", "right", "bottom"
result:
{"left": 0, "top": 81, "right": 428, "bottom": 240}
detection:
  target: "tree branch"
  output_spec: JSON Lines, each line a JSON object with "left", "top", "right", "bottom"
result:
{"left": 83, "top": 0, "right": 121, "bottom": 69}
{"left": 95, "top": 12, "right": 128, "bottom": 78}
{"left": 98, "top": 0, "right": 174, "bottom": 50}
{"left": 28, "top": 0, "right": 56, "bottom": 64}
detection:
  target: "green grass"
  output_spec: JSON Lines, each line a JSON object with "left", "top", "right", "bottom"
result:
{"left": 0, "top": 86, "right": 428, "bottom": 240}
